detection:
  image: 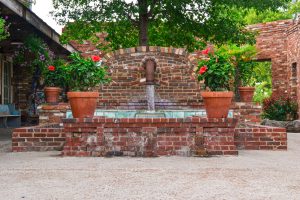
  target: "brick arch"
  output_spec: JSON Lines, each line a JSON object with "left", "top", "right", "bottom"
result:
{"left": 98, "top": 46, "right": 202, "bottom": 109}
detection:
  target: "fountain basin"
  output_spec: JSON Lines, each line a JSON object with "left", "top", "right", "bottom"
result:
{"left": 66, "top": 109, "right": 234, "bottom": 118}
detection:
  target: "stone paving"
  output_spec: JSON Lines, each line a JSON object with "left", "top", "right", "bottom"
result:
{"left": 0, "top": 131, "right": 299, "bottom": 199}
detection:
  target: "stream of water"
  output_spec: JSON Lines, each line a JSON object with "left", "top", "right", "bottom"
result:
{"left": 146, "top": 85, "right": 155, "bottom": 111}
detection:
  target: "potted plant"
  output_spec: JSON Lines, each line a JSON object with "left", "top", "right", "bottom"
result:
{"left": 196, "top": 47, "right": 234, "bottom": 118}
{"left": 238, "top": 61, "right": 256, "bottom": 102}
{"left": 227, "top": 44, "right": 257, "bottom": 102}
{"left": 64, "top": 53, "right": 110, "bottom": 118}
{"left": 42, "top": 59, "right": 67, "bottom": 103}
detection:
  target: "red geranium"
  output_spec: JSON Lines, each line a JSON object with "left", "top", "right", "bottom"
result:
{"left": 201, "top": 48, "right": 210, "bottom": 55}
{"left": 48, "top": 65, "right": 55, "bottom": 71}
{"left": 91, "top": 55, "right": 101, "bottom": 62}
{"left": 199, "top": 65, "right": 208, "bottom": 75}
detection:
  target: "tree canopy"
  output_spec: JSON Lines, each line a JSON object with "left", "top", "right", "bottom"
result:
{"left": 53, "top": 0, "right": 290, "bottom": 52}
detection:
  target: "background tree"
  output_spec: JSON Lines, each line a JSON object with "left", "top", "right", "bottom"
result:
{"left": 53, "top": 0, "right": 290, "bottom": 52}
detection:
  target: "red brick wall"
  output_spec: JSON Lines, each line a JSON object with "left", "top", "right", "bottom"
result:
{"left": 232, "top": 102, "right": 262, "bottom": 124}
{"left": 62, "top": 117, "right": 238, "bottom": 157}
{"left": 249, "top": 20, "right": 293, "bottom": 98}
{"left": 286, "top": 22, "right": 300, "bottom": 115}
{"left": 234, "top": 124, "right": 287, "bottom": 150}
{"left": 12, "top": 124, "right": 65, "bottom": 152}
{"left": 38, "top": 104, "right": 70, "bottom": 125}
{"left": 287, "top": 24, "right": 299, "bottom": 99}
{"left": 82, "top": 46, "right": 202, "bottom": 109}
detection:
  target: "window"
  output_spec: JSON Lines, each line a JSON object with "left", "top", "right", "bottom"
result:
{"left": 1, "top": 57, "right": 13, "bottom": 104}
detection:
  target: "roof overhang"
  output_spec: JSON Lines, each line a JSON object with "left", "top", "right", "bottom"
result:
{"left": 0, "top": 0, "right": 76, "bottom": 56}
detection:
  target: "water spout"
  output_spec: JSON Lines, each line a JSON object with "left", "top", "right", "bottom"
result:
{"left": 144, "top": 59, "right": 157, "bottom": 111}
{"left": 146, "top": 85, "right": 155, "bottom": 111}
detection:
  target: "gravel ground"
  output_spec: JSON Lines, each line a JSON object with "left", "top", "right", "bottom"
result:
{"left": 0, "top": 133, "right": 299, "bottom": 200}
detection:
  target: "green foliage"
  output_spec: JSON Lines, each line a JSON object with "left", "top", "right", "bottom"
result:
{"left": 64, "top": 53, "right": 111, "bottom": 91}
{"left": 52, "top": 0, "right": 289, "bottom": 52}
{"left": 241, "top": 1, "right": 300, "bottom": 25}
{"left": 224, "top": 44, "right": 257, "bottom": 86}
{"left": 148, "top": 22, "right": 207, "bottom": 52}
{"left": 243, "top": 8, "right": 291, "bottom": 25}
{"left": 252, "top": 62, "right": 273, "bottom": 103}
{"left": 288, "top": 1, "right": 300, "bottom": 15}
{"left": 42, "top": 59, "right": 67, "bottom": 88}
{"left": 0, "top": 17, "right": 9, "bottom": 41}
{"left": 61, "top": 20, "right": 206, "bottom": 52}
{"left": 262, "top": 96, "right": 298, "bottom": 121}
{"left": 196, "top": 48, "right": 234, "bottom": 91}
{"left": 253, "top": 81, "right": 272, "bottom": 103}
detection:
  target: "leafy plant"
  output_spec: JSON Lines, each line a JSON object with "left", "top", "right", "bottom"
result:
{"left": 13, "top": 35, "right": 54, "bottom": 72}
{"left": 196, "top": 47, "right": 234, "bottom": 91}
{"left": 42, "top": 59, "right": 67, "bottom": 88}
{"left": 64, "top": 53, "right": 111, "bottom": 91}
{"left": 0, "top": 16, "right": 9, "bottom": 41}
{"left": 262, "top": 96, "right": 298, "bottom": 121}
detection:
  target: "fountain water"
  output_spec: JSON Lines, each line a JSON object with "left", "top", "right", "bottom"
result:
{"left": 135, "top": 58, "right": 166, "bottom": 118}
{"left": 146, "top": 85, "right": 155, "bottom": 111}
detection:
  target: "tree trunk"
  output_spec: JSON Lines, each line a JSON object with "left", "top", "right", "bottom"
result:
{"left": 138, "top": 0, "right": 149, "bottom": 46}
{"left": 234, "top": 66, "right": 242, "bottom": 101}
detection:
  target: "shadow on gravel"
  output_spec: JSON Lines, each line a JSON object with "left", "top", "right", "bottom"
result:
{"left": 0, "top": 128, "right": 12, "bottom": 152}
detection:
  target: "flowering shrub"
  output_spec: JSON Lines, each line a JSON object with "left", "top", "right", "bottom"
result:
{"left": 262, "top": 96, "right": 298, "bottom": 121}
{"left": 64, "top": 53, "right": 111, "bottom": 91}
{"left": 196, "top": 47, "right": 234, "bottom": 91}
{"left": 42, "top": 59, "right": 67, "bottom": 88}
{"left": 13, "top": 35, "right": 54, "bottom": 72}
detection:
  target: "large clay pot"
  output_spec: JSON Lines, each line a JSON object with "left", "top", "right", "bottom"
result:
{"left": 67, "top": 91, "right": 99, "bottom": 118}
{"left": 239, "top": 87, "right": 255, "bottom": 102}
{"left": 44, "top": 87, "right": 61, "bottom": 104}
{"left": 201, "top": 91, "right": 234, "bottom": 118}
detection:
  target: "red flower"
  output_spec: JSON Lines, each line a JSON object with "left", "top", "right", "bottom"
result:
{"left": 199, "top": 65, "right": 208, "bottom": 75}
{"left": 201, "top": 48, "right": 210, "bottom": 55}
{"left": 48, "top": 65, "right": 55, "bottom": 71}
{"left": 91, "top": 55, "right": 101, "bottom": 62}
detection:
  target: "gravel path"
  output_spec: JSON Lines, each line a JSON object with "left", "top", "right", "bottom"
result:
{"left": 0, "top": 133, "right": 299, "bottom": 200}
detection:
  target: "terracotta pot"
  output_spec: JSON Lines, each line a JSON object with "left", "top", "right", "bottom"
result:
{"left": 67, "top": 91, "right": 99, "bottom": 118}
{"left": 201, "top": 91, "right": 233, "bottom": 118}
{"left": 44, "top": 87, "right": 61, "bottom": 104}
{"left": 239, "top": 87, "right": 255, "bottom": 102}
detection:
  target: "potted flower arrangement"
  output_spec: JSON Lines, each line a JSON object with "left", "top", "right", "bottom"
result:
{"left": 196, "top": 47, "right": 234, "bottom": 118}
{"left": 64, "top": 52, "right": 110, "bottom": 118}
{"left": 227, "top": 44, "right": 257, "bottom": 102}
{"left": 14, "top": 35, "right": 60, "bottom": 105}
{"left": 42, "top": 59, "right": 67, "bottom": 103}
